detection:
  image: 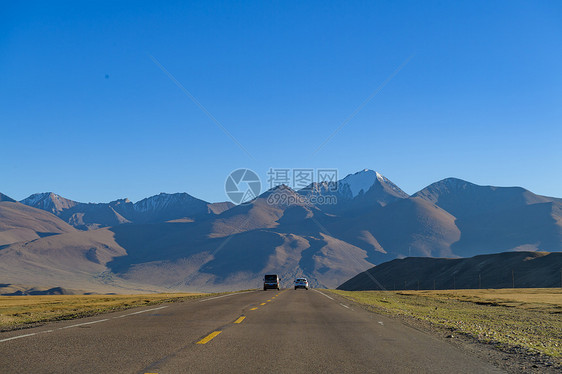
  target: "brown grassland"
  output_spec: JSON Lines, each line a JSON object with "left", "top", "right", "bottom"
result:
{"left": 0, "top": 293, "right": 205, "bottom": 331}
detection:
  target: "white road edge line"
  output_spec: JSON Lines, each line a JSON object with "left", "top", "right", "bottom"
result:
{"left": 114, "top": 305, "right": 168, "bottom": 318}
{"left": 312, "top": 289, "right": 334, "bottom": 300}
{"left": 198, "top": 290, "right": 257, "bottom": 303}
{"left": 340, "top": 303, "right": 350, "bottom": 309}
{"left": 0, "top": 333, "right": 37, "bottom": 343}
{"left": 1, "top": 304, "right": 173, "bottom": 344}
{"left": 60, "top": 318, "right": 109, "bottom": 329}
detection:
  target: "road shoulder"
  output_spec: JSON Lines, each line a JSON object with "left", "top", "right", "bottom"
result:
{"left": 324, "top": 289, "right": 560, "bottom": 374}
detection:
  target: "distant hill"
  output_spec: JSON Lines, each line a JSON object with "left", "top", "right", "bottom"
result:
{"left": 338, "top": 251, "right": 562, "bottom": 291}
{"left": 0, "top": 226, "right": 167, "bottom": 293}
{"left": 0, "top": 284, "right": 96, "bottom": 296}
{"left": 0, "top": 197, "right": 76, "bottom": 246}
{"left": 413, "top": 178, "right": 562, "bottom": 256}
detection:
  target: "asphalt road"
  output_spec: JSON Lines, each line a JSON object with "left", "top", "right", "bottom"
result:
{"left": 0, "top": 289, "right": 504, "bottom": 373}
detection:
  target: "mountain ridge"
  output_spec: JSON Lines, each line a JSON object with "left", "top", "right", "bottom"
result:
{"left": 19, "top": 191, "right": 234, "bottom": 230}
{"left": 2, "top": 170, "right": 561, "bottom": 293}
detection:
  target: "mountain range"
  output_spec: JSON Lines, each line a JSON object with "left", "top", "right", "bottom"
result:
{"left": 0, "top": 169, "right": 561, "bottom": 293}
{"left": 20, "top": 192, "right": 233, "bottom": 230}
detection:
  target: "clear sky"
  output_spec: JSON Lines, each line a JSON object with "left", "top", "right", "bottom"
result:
{"left": 2, "top": 1, "right": 561, "bottom": 203}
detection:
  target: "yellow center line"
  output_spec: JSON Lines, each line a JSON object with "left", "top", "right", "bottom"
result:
{"left": 250, "top": 307, "right": 258, "bottom": 310}
{"left": 260, "top": 302, "right": 266, "bottom": 306}
{"left": 267, "top": 299, "right": 271, "bottom": 302}
{"left": 234, "top": 316, "right": 246, "bottom": 324}
{"left": 196, "top": 331, "right": 222, "bottom": 344}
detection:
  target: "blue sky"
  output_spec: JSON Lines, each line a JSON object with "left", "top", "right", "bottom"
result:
{"left": 1, "top": 1, "right": 561, "bottom": 203}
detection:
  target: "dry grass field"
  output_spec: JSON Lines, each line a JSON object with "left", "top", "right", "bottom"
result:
{"left": 330, "top": 288, "right": 562, "bottom": 361}
{"left": 0, "top": 293, "right": 204, "bottom": 331}
{"left": 400, "top": 288, "right": 562, "bottom": 312}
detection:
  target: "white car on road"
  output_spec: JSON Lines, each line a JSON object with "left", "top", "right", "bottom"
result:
{"left": 294, "top": 278, "right": 309, "bottom": 290}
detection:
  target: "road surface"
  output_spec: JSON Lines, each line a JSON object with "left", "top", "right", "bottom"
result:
{"left": 0, "top": 289, "right": 503, "bottom": 373}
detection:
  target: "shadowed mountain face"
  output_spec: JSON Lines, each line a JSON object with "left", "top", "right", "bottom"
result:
{"left": 0, "top": 193, "right": 16, "bottom": 202}
{"left": 334, "top": 197, "right": 461, "bottom": 263}
{"left": 2, "top": 171, "right": 562, "bottom": 293}
{"left": 338, "top": 251, "right": 562, "bottom": 291}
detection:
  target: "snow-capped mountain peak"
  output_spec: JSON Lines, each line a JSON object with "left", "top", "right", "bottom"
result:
{"left": 21, "top": 192, "right": 53, "bottom": 207}
{"left": 20, "top": 192, "right": 78, "bottom": 214}
{"left": 339, "top": 169, "right": 381, "bottom": 197}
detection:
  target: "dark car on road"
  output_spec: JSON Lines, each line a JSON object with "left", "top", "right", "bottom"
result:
{"left": 263, "top": 274, "right": 280, "bottom": 290}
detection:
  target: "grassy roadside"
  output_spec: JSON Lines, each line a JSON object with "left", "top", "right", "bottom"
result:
{"left": 328, "top": 288, "right": 562, "bottom": 362}
{"left": 0, "top": 292, "right": 211, "bottom": 331}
